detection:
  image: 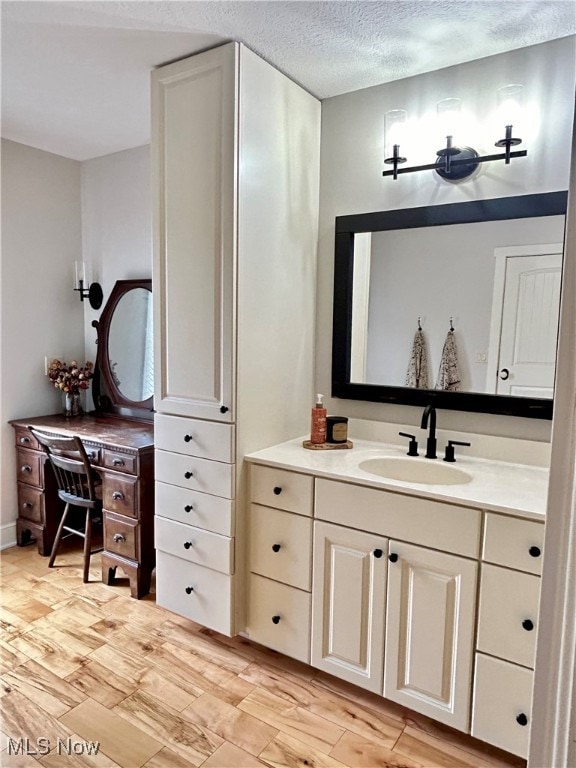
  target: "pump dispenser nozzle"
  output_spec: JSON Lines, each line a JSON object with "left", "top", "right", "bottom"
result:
{"left": 316, "top": 394, "right": 324, "bottom": 407}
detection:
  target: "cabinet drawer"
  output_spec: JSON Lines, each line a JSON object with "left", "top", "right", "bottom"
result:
{"left": 155, "top": 450, "right": 234, "bottom": 499}
{"left": 483, "top": 513, "right": 545, "bottom": 575}
{"left": 155, "top": 414, "right": 235, "bottom": 463}
{"left": 250, "top": 465, "right": 313, "bottom": 516}
{"left": 102, "top": 474, "right": 138, "bottom": 518}
{"left": 18, "top": 484, "right": 44, "bottom": 523}
{"left": 155, "top": 481, "right": 234, "bottom": 537}
{"left": 102, "top": 450, "right": 137, "bottom": 475}
{"left": 247, "top": 573, "right": 311, "bottom": 663}
{"left": 14, "top": 427, "right": 39, "bottom": 451}
{"left": 477, "top": 563, "right": 540, "bottom": 669}
{"left": 155, "top": 516, "right": 233, "bottom": 575}
{"left": 315, "top": 478, "right": 481, "bottom": 558}
{"left": 104, "top": 511, "right": 138, "bottom": 561}
{"left": 17, "top": 449, "right": 41, "bottom": 487}
{"left": 155, "top": 550, "right": 233, "bottom": 636}
{"left": 249, "top": 504, "right": 312, "bottom": 590}
{"left": 472, "top": 653, "right": 534, "bottom": 758}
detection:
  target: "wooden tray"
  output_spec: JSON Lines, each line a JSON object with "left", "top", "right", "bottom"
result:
{"left": 302, "top": 440, "right": 354, "bottom": 450}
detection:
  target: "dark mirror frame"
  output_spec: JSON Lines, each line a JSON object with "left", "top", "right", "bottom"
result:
{"left": 92, "top": 279, "right": 154, "bottom": 422}
{"left": 332, "top": 191, "right": 568, "bottom": 419}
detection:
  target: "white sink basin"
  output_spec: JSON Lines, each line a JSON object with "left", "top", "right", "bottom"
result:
{"left": 358, "top": 457, "right": 472, "bottom": 486}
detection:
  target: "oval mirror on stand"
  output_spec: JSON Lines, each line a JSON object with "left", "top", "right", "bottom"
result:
{"left": 92, "top": 279, "right": 153, "bottom": 421}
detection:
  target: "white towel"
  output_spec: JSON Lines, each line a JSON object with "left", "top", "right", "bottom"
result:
{"left": 405, "top": 329, "right": 429, "bottom": 389}
{"left": 436, "top": 330, "right": 461, "bottom": 391}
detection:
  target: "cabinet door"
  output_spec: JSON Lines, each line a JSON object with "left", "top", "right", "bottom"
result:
{"left": 311, "top": 521, "right": 387, "bottom": 693}
{"left": 152, "top": 44, "right": 236, "bottom": 422}
{"left": 384, "top": 542, "right": 477, "bottom": 732}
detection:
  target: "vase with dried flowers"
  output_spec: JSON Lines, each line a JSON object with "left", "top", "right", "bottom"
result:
{"left": 47, "top": 359, "right": 94, "bottom": 417}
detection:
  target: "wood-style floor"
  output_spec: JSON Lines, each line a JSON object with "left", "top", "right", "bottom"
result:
{"left": 1, "top": 541, "right": 526, "bottom": 768}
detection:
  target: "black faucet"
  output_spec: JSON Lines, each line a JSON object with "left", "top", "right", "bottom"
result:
{"left": 421, "top": 404, "right": 437, "bottom": 459}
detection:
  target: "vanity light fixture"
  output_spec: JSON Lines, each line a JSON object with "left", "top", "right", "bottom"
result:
{"left": 383, "top": 85, "right": 527, "bottom": 182}
{"left": 74, "top": 261, "right": 103, "bottom": 310}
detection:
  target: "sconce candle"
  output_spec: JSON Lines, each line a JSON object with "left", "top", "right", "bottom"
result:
{"left": 495, "top": 84, "right": 524, "bottom": 163}
{"left": 383, "top": 109, "right": 407, "bottom": 180}
{"left": 73, "top": 261, "right": 103, "bottom": 310}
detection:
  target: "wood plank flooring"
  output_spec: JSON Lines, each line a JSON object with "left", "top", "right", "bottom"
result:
{"left": 0, "top": 542, "right": 526, "bottom": 768}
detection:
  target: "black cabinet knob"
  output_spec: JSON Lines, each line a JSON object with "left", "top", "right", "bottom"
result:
{"left": 184, "top": 434, "right": 193, "bottom": 442}
{"left": 516, "top": 713, "right": 528, "bottom": 727}
{"left": 529, "top": 546, "right": 541, "bottom": 558}
{"left": 373, "top": 549, "right": 383, "bottom": 558}
{"left": 184, "top": 471, "right": 194, "bottom": 479}
{"left": 522, "top": 619, "right": 534, "bottom": 631}
{"left": 389, "top": 553, "right": 399, "bottom": 563}
{"left": 272, "top": 544, "right": 281, "bottom": 552}
{"left": 272, "top": 615, "right": 281, "bottom": 624}
{"left": 273, "top": 486, "right": 282, "bottom": 495}
{"left": 499, "top": 368, "right": 510, "bottom": 380}
{"left": 220, "top": 405, "right": 229, "bottom": 413}
{"left": 184, "top": 505, "right": 193, "bottom": 513}
{"left": 185, "top": 586, "right": 194, "bottom": 594}
{"left": 184, "top": 541, "right": 193, "bottom": 550}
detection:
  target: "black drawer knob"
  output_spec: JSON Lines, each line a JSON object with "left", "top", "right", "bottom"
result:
{"left": 112, "top": 491, "right": 124, "bottom": 501}
{"left": 184, "top": 471, "right": 194, "bottom": 479}
{"left": 373, "top": 549, "right": 383, "bottom": 558}
{"left": 529, "top": 546, "right": 541, "bottom": 558}
{"left": 272, "top": 544, "right": 281, "bottom": 553}
{"left": 271, "top": 615, "right": 281, "bottom": 624}
{"left": 220, "top": 405, "right": 229, "bottom": 413}
{"left": 273, "top": 486, "right": 282, "bottom": 495}
{"left": 185, "top": 586, "right": 194, "bottom": 594}
{"left": 389, "top": 553, "right": 399, "bottom": 563}
{"left": 184, "top": 505, "right": 194, "bottom": 513}
{"left": 183, "top": 541, "right": 193, "bottom": 550}
{"left": 516, "top": 713, "right": 528, "bottom": 727}
{"left": 522, "top": 619, "right": 534, "bottom": 632}
{"left": 184, "top": 434, "right": 193, "bottom": 442}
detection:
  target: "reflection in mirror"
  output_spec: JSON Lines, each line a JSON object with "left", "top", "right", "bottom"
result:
{"left": 332, "top": 192, "right": 568, "bottom": 418}
{"left": 108, "top": 288, "right": 154, "bottom": 402}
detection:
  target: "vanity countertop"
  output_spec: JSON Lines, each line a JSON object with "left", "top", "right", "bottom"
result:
{"left": 246, "top": 438, "right": 549, "bottom": 521}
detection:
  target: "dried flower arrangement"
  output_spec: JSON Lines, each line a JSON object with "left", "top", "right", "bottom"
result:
{"left": 47, "top": 359, "right": 94, "bottom": 395}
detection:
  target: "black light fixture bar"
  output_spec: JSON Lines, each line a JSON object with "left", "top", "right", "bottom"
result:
{"left": 383, "top": 148, "right": 527, "bottom": 177}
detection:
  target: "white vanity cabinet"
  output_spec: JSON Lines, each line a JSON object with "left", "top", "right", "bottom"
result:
{"left": 152, "top": 43, "right": 320, "bottom": 635}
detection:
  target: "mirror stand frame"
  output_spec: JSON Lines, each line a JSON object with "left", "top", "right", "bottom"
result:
{"left": 332, "top": 191, "right": 568, "bottom": 419}
{"left": 92, "top": 278, "right": 154, "bottom": 422}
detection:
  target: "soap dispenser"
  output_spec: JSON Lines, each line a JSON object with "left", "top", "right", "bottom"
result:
{"left": 310, "top": 394, "right": 327, "bottom": 444}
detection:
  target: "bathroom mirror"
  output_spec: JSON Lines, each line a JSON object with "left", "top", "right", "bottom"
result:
{"left": 92, "top": 279, "right": 154, "bottom": 421}
{"left": 332, "top": 192, "right": 568, "bottom": 418}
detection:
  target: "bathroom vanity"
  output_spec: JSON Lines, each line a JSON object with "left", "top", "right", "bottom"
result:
{"left": 244, "top": 438, "right": 547, "bottom": 758}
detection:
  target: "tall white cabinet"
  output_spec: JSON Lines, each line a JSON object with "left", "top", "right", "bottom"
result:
{"left": 152, "top": 42, "right": 320, "bottom": 635}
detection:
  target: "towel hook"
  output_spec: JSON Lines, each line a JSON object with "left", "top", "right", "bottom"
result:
{"left": 449, "top": 317, "right": 454, "bottom": 332}
{"left": 418, "top": 316, "right": 422, "bottom": 330}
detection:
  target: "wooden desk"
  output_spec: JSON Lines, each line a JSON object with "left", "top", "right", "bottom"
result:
{"left": 10, "top": 414, "right": 154, "bottom": 599}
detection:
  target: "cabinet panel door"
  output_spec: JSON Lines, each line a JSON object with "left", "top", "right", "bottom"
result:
{"left": 311, "top": 521, "right": 387, "bottom": 693}
{"left": 384, "top": 542, "right": 477, "bottom": 732}
{"left": 152, "top": 44, "right": 236, "bottom": 421}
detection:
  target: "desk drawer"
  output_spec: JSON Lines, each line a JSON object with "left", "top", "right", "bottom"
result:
{"left": 103, "top": 450, "right": 137, "bottom": 475}
{"left": 250, "top": 465, "right": 313, "bottom": 516}
{"left": 155, "top": 516, "right": 233, "bottom": 575}
{"left": 17, "top": 448, "right": 42, "bottom": 487}
{"left": 155, "top": 481, "right": 234, "bottom": 537}
{"left": 18, "top": 484, "right": 44, "bottom": 523}
{"left": 483, "top": 514, "right": 545, "bottom": 575}
{"left": 155, "top": 450, "right": 234, "bottom": 499}
{"left": 14, "top": 428, "right": 40, "bottom": 451}
{"left": 105, "top": 511, "right": 138, "bottom": 561}
{"left": 249, "top": 504, "right": 312, "bottom": 590}
{"left": 102, "top": 474, "right": 138, "bottom": 518}
{"left": 155, "top": 414, "right": 235, "bottom": 463}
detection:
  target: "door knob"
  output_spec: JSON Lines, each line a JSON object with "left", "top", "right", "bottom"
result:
{"left": 389, "top": 553, "right": 399, "bottom": 563}
{"left": 529, "top": 546, "right": 541, "bottom": 558}
{"left": 272, "top": 544, "right": 281, "bottom": 552}
{"left": 271, "top": 615, "right": 281, "bottom": 624}
{"left": 522, "top": 619, "right": 534, "bottom": 631}
{"left": 499, "top": 368, "right": 510, "bottom": 380}
{"left": 373, "top": 549, "right": 383, "bottom": 558}
{"left": 516, "top": 713, "right": 528, "bottom": 726}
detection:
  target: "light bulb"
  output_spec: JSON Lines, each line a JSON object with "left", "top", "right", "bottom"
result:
{"left": 436, "top": 98, "right": 462, "bottom": 143}
{"left": 384, "top": 109, "right": 407, "bottom": 159}
{"left": 497, "top": 84, "right": 524, "bottom": 128}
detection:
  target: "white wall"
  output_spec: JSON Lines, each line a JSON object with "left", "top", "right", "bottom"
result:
{"left": 318, "top": 36, "right": 576, "bottom": 440}
{"left": 80, "top": 145, "right": 152, "bottom": 404}
{"left": 0, "top": 139, "right": 83, "bottom": 548}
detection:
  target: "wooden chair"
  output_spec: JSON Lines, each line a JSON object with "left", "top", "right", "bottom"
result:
{"left": 29, "top": 428, "right": 103, "bottom": 583}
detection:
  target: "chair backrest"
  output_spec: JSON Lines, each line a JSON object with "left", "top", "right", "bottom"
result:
{"left": 29, "top": 428, "right": 99, "bottom": 506}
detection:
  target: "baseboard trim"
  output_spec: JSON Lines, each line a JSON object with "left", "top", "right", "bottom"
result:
{"left": 0, "top": 522, "right": 17, "bottom": 550}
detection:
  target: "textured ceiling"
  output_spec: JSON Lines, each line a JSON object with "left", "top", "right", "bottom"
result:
{"left": 2, "top": 0, "right": 575, "bottom": 160}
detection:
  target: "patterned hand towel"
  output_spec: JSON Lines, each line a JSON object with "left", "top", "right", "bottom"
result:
{"left": 405, "top": 329, "right": 429, "bottom": 389}
{"left": 436, "top": 330, "right": 461, "bottom": 391}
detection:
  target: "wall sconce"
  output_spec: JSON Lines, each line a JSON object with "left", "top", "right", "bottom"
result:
{"left": 383, "top": 85, "right": 527, "bottom": 182}
{"left": 74, "top": 261, "right": 103, "bottom": 310}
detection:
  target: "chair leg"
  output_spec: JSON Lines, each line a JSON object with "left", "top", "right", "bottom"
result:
{"left": 48, "top": 502, "right": 71, "bottom": 568}
{"left": 83, "top": 509, "right": 92, "bottom": 584}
